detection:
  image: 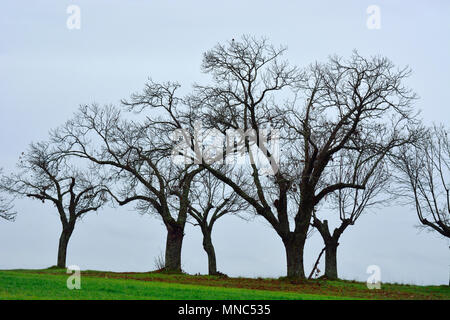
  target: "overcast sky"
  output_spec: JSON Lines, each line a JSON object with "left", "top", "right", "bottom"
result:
{"left": 1, "top": 0, "right": 449, "bottom": 285}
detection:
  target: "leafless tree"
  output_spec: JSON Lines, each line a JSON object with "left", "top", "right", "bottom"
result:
{"left": 184, "top": 170, "right": 249, "bottom": 275}
{"left": 52, "top": 82, "right": 203, "bottom": 273}
{"left": 190, "top": 36, "right": 418, "bottom": 278}
{"left": 0, "top": 169, "right": 16, "bottom": 221}
{"left": 393, "top": 125, "right": 450, "bottom": 238}
{"left": 312, "top": 150, "right": 391, "bottom": 279}
{"left": 0, "top": 142, "right": 108, "bottom": 268}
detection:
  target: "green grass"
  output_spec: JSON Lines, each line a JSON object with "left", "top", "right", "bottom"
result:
{"left": 0, "top": 269, "right": 448, "bottom": 300}
{"left": 325, "top": 278, "right": 450, "bottom": 297}
{"left": 0, "top": 270, "right": 346, "bottom": 300}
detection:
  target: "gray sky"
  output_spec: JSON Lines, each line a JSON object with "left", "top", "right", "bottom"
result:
{"left": 1, "top": 0, "right": 449, "bottom": 285}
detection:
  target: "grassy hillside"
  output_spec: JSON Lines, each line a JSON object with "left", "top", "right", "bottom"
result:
{"left": 0, "top": 269, "right": 448, "bottom": 300}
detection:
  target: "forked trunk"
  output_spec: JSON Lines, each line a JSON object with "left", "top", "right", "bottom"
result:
{"left": 324, "top": 241, "right": 338, "bottom": 279}
{"left": 312, "top": 218, "right": 346, "bottom": 280}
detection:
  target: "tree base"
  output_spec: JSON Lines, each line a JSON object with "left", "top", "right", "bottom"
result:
{"left": 46, "top": 265, "right": 66, "bottom": 270}
{"left": 278, "top": 276, "right": 309, "bottom": 284}
{"left": 151, "top": 267, "right": 184, "bottom": 275}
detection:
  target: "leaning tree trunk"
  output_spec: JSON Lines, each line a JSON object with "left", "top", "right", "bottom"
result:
{"left": 201, "top": 227, "right": 218, "bottom": 275}
{"left": 164, "top": 224, "right": 184, "bottom": 273}
{"left": 324, "top": 240, "right": 339, "bottom": 279}
{"left": 57, "top": 226, "right": 74, "bottom": 268}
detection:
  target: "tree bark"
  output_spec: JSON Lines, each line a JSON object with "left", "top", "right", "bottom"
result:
{"left": 57, "top": 226, "right": 74, "bottom": 268}
{"left": 164, "top": 224, "right": 184, "bottom": 273}
{"left": 324, "top": 240, "right": 338, "bottom": 279}
{"left": 201, "top": 227, "right": 218, "bottom": 275}
{"left": 283, "top": 234, "right": 306, "bottom": 279}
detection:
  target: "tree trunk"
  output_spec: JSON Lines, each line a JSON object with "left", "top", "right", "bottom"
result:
{"left": 312, "top": 218, "right": 346, "bottom": 280}
{"left": 201, "top": 228, "right": 218, "bottom": 275}
{"left": 283, "top": 234, "right": 306, "bottom": 279}
{"left": 57, "top": 226, "right": 74, "bottom": 268}
{"left": 324, "top": 240, "right": 338, "bottom": 279}
{"left": 164, "top": 224, "right": 184, "bottom": 273}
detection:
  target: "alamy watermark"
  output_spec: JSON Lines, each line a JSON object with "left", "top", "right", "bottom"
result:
{"left": 64, "top": 5, "right": 383, "bottom": 32}
{"left": 67, "top": 265, "right": 81, "bottom": 290}
{"left": 366, "top": 265, "right": 382, "bottom": 289}
{"left": 66, "top": 5, "right": 81, "bottom": 30}
{"left": 366, "top": 5, "right": 381, "bottom": 30}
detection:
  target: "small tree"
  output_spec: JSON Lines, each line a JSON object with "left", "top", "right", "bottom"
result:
{"left": 393, "top": 125, "right": 450, "bottom": 238}
{"left": 0, "top": 142, "right": 108, "bottom": 268}
{"left": 312, "top": 151, "right": 391, "bottom": 279}
{"left": 184, "top": 171, "right": 249, "bottom": 275}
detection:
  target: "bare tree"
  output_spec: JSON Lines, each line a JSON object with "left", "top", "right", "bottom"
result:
{"left": 184, "top": 170, "right": 249, "bottom": 275}
{"left": 0, "top": 169, "right": 16, "bottom": 221}
{"left": 190, "top": 36, "right": 417, "bottom": 278}
{"left": 52, "top": 82, "right": 203, "bottom": 273}
{"left": 0, "top": 142, "right": 108, "bottom": 268}
{"left": 393, "top": 125, "right": 450, "bottom": 238}
{"left": 312, "top": 151, "right": 391, "bottom": 279}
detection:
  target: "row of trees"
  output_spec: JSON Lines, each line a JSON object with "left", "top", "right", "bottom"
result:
{"left": 1, "top": 36, "right": 448, "bottom": 279}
